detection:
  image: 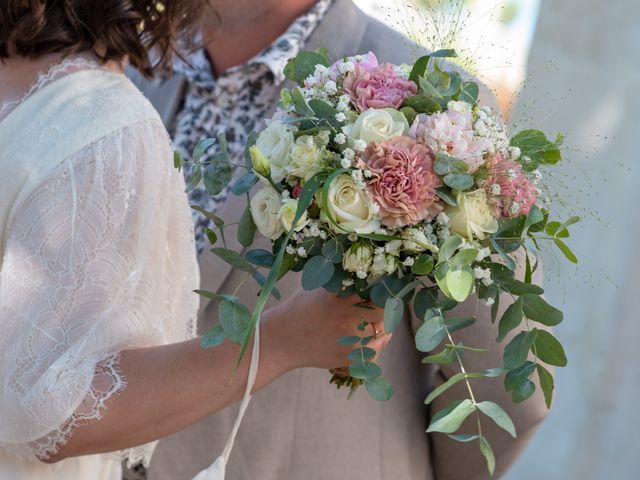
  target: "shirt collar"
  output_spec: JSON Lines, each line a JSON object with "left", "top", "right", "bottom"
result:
{"left": 174, "top": 0, "right": 333, "bottom": 88}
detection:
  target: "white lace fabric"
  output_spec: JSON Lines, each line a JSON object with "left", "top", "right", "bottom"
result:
{"left": 0, "top": 57, "right": 199, "bottom": 466}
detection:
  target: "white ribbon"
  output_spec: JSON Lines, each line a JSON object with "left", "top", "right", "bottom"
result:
{"left": 192, "top": 324, "right": 261, "bottom": 480}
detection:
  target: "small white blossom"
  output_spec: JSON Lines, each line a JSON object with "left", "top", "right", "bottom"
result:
{"left": 335, "top": 112, "right": 347, "bottom": 123}
{"left": 343, "top": 148, "right": 355, "bottom": 161}
{"left": 509, "top": 202, "right": 520, "bottom": 215}
{"left": 351, "top": 169, "right": 366, "bottom": 189}
{"left": 342, "top": 278, "right": 355, "bottom": 287}
{"left": 473, "top": 266, "right": 491, "bottom": 280}
{"left": 286, "top": 245, "right": 296, "bottom": 255}
{"left": 490, "top": 183, "right": 501, "bottom": 195}
{"left": 317, "top": 130, "right": 331, "bottom": 144}
{"left": 281, "top": 189, "right": 291, "bottom": 200}
{"left": 403, "top": 257, "right": 415, "bottom": 267}
{"left": 354, "top": 139, "right": 367, "bottom": 152}
{"left": 436, "top": 212, "right": 450, "bottom": 226}
{"left": 363, "top": 169, "right": 373, "bottom": 178}
{"left": 324, "top": 80, "right": 338, "bottom": 95}
{"left": 476, "top": 247, "right": 492, "bottom": 261}
{"left": 509, "top": 146, "right": 522, "bottom": 159}
{"left": 356, "top": 270, "right": 368, "bottom": 280}
{"left": 319, "top": 230, "right": 328, "bottom": 240}
{"left": 341, "top": 157, "right": 353, "bottom": 169}
{"left": 507, "top": 169, "right": 517, "bottom": 179}
{"left": 484, "top": 297, "right": 495, "bottom": 307}
{"left": 482, "top": 277, "right": 494, "bottom": 287}
{"left": 297, "top": 246, "right": 308, "bottom": 258}
{"left": 334, "top": 132, "right": 347, "bottom": 144}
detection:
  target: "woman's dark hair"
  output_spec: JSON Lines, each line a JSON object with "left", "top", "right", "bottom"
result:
{"left": 0, "top": 1, "right": 208, "bottom": 77}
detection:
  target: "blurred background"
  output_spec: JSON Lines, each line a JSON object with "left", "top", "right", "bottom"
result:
{"left": 354, "top": 0, "right": 639, "bottom": 478}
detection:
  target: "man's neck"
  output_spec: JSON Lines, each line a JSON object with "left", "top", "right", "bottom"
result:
{"left": 202, "top": 0, "right": 318, "bottom": 77}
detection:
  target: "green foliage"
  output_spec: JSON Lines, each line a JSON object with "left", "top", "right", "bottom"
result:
{"left": 349, "top": 361, "right": 382, "bottom": 380}
{"left": 446, "top": 317, "right": 477, "bottom": 333}
{"left": 284, "top": 49, "right": 330, "bottom": 86}
{"left": 412, "top": 253, "right": 435, "bottom": 275}
{"left": 476, "top": 401, "right": 516, "bottom": 437}
{"left": 415, "top": 309, "right": 447, "bottom": 352}
{"left": 364, "top": 377, "right": 394, "bottom": 401}
{"left": 219, "top": 299, "right": 251, "bottom": 344}
{"left": 321, "top": 238, "right": 345, "bottom": 264}
{"left": 301, "top": 255, "right": 335, "bottom": 290}
{"left": 337, "top": 336, "right": 361, "bottom": 346}
{"left": 533, "top": 329, "right": 568, "bottom": 366}
{"left": 521, "top": 294, "right": 563, "bottom": 326}
{"left": 384, "top": 296, "right": 404, "bottom": 333}
{"left": 503, "top": 330, "right": 537, "bottom": 369}
{"left": 230, "top": 173, "right": 258, "bottom": 196}
{"left": 427, "top": 398, "right": 476, "bottom": 434}
{"left": 245, "top": 249, "right": 275, "bottom": 267}
{"left": 434, "top": 152, "right": 469, "bottom": 176}
{"left": 510, "top": 129, "right": 563, "bottom": 172}
{"left": 496, "top": 298, "right": 523, "bottom": 342}
{"left": 479, "top": 437, "right": 496, "bottom": 476}
{"left": 444, "top": 268, "right": 474, "bottom": 302}
{"left": 504, "top": 361, "right": 537, "bottom": 403}
{"left": 422, "top": 345, "right": 459, "bottom": 365}
{"left": 444, "top": 173, "right": 474, "bottom": 191}
{"left": 457, "top": 81, "right": 479, "bottom": 105}
{"left": 201, "top": 324, "right": 226, "bottom": 348}
{"left": 436, "top": 187, "right": 458, "bottom": 206}
{"left": 347, "top": 347, "right": 376, "bottom": 362}
{"left": 537, "top": 364, "right": 555, "bottom": 408}
{"left": 409, "top": 49, "right": 458, "bottom": 84}
{"left": 211, "top": 247, "right": 255, "bottom": 273}
{"left": 403, "top": 95, "right": 441, "bottom": 115}
{"left": 237, "top": 206, "right": 256, "bottom": 247}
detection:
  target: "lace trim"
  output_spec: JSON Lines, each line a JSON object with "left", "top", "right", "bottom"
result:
{"left": 0, "top": 55, "right": 101, "bottom": 121}
{"left": 1, "top": 354, "right": 127, "bottom": 462}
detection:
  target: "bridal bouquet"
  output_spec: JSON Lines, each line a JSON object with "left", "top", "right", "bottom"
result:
{"left": 176, "top": 49, "right": 577, "bottom": 474}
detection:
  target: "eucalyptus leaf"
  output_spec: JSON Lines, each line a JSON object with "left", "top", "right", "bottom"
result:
{"left": 211, "top": 247, "right": 255, "bottom": 273}
{"left": 337, "top": 336, "right": 361, "bottom": 346}
{"left": 504, "top": 361, "right": 536, "bottom": 392}
{"left": 403, "top": 95, "right": 441, "bottom": 114}
{"left": 201, "top": 324, "right": 226, "bottom": 348}
{"left": 415, "top": 311, "right": 447, "bottom": 352}
{"left": 521, "top": 294, "right": 563, "bottom": 326}
{"left": 301, "top": 255, "right": 335, "bottom": 290}
{"left": 458, "top": 81, "right": 479, "bottom": 105}
{"left": 503, "top": 330, "right": 537, "bottom": 369}
{"left": 384, "top": 297, "right": 404, "bottom": 333}
{"left": 365, "top": 377, "right": 394, "bottom": 401}
{"left": 347, "top": 347, "right": 376, "bottom": 362}
{"left": 500, "top": 278, "right": 544, "bottom": 296}
{"left": 203, "top": 159, "right": 233, "bottom": 196}
{"left": 321, "top": 238, "right": 344, "bottom": 264}
{"left": 245, "top": 249, "right": 275, "bottom": 267}
{"left": 436, "top": 187, "right": 458, "bottom": 206}
{"left": 447, "top": 433, "right": 480, "bottom": 443}
{"left": 438, "top": 235, "right": 464, "bottom": 263}
{"left": 185, "top": 165, "right": 202, "bottom": 193}
{"left": 412, "top": 253, "right": 435, "bottom": 275}
{"left": 414, "top": 287, "right": 438, "bottom": 320}
{"left": 424, "top": 372, "right": 466, "bottom": 405}
{"left": 496, "top": 297, "right": 523, "bottom": 342}
{"left": 476, "top": 401, "right": 517, "bottom": 437}
{"left": 349, "top": 361, "right": 382, "bottom": 380}
{"left": 218, "top": 300, "right": 251, "bottom": 344}
{"left": 555, "top": 238, "right": 578, "bottom": 263}
{"left": 230, "top": 172, "right": 258, "bottom": 196}
{"left": 533, "top": 329, "right": 568, "bottom": 366}
{"left": 237, "top": 206, "right": 256, "bottom": 247}
{"left": 512, "top": 378, "right": 536, "bottom": 403}
{"left": 479, "top": 437, "right": 496, "bottom": 476}
{"left": 446, "top": 316, "right": 477, "bottom": 333}
{"left": 537, "top": 364, "right": 555, "bottom": 408}
{"left": 445, "top": 268, "right": 474, "bottom": 302}
{"left": 427, "top": 399, "right": 476, "bottom": 434}
{"left": 284, "top": 50, "right": 330, "bottom": 85}
{"left": 422, "top": 345, "right": 459, "bottom": 365}
{"left": 192, "top": 138, "right": 216, "bottom": 164}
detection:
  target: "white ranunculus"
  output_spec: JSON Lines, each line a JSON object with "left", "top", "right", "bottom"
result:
{"left": 342, "top": 244, "right": 373, "bottom": 275}
{"left": 402, "top": 228, "right": 439, "bottom": 253}
{"left": 343, "top": 108, "right": 409, "bottom": 145}
{"left": 447, "top": 100, "right": 473, "bottom": 115}
{"left": 322, "top": 174, "right": 380, "bottom": 234}
{"left": 371, "top": 254, "right": 399, "bottom": 277}
{"left": 285, "top": 136, "right": 325, "bottom": 181}
{"left": 446, "top": 189, "right": 499, "bottom": 240}
{"left": 256, "top": 120, "right": 295, "bottom": 183}
{"left": 278, "top": 199, "right": 309, "bottom": 233}
{"left": 250, "top": 187, "right": 285, "bottom": 240}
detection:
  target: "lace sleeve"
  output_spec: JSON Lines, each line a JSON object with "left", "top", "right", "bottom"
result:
{"left": 0, "top": 119, "right": 199, "bottom": 464}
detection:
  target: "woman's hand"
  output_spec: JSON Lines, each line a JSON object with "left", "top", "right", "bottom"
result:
{"left": 262, "top": 289, "right": 392, "bottom": 372}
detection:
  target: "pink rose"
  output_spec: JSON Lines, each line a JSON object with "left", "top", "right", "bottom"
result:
{"left": 344, "top": 63, "right": 417, "bottom": 113}
{"left": 482, "top": 153, "right": 538, "bottom": 218}
{"left": 409, "top": 110, "right": 491, "bottom": 173}
{"left": 359, "top": 137, "right": 442, "bottom": 228}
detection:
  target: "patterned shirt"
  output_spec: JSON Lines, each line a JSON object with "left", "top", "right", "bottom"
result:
{"left": 172, "top": 0, "right": 333, "bottom": 254}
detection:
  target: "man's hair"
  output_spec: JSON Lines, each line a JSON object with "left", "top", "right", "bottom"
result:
{"left": 0, "top": 0, "right": 208, "bottom": 77}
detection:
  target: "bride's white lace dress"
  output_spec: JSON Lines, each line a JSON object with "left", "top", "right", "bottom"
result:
{"left": 0, "top": 55, "right": 200, "bottom": 479}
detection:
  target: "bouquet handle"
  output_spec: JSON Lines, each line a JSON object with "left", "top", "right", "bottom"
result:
{"left": 192, "top": 323, "right": 262, "bottom": 480}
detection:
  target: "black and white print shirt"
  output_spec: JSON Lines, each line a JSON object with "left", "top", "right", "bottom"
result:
{"left": 172, "top": 0, "right": 333, "bottom": 255}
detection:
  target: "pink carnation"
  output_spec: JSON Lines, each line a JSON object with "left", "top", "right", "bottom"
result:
{"left": 359, "top": 136, "right": 442, "bottom": 228}
{"left": 482, "top": 153, "right": 538, "bottom": 218}
{"left": 409, "top": 110, "right": 491, "bottom": 172}
{"left": 343, "top": 63, "right": 417, "bottom": 112}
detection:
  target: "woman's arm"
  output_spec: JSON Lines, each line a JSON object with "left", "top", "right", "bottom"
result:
{"left": 46, "top": 288, "right": 389, "bottom": 463}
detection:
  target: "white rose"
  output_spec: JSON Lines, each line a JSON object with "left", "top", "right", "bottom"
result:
{"left": 402, "top": 228, "right": 439, "bottom": 253}
{"left": 446, "top": 189, "right": 499, "bottom": 240}
{"left": 285, "top": 136, "right": 325, "bottom": 181}
{"left": 342, "top": 244, "right": 373, "bottom": 274}
{"left": 385, "top": 239, "right": 403, "bottom": 256}
{"left": 278, "top": 199, "right": 309, "bottom": 233}
{"left": 447, "top": 100, "right": 473, "bottom": 115}
{"left": 321, "top": 174, "right": 380, "bottom": 234}
{"left": 256, "top": 120, "right": 295, "bottom": 183}
{"left": 250, "top": 186, "right": 285, "bottom": 240}
{"left": 343, "top": 108, "right": 409, "bottom": 145}
{"left": 371, "top": 254, "right": 399, "bottom": 277}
